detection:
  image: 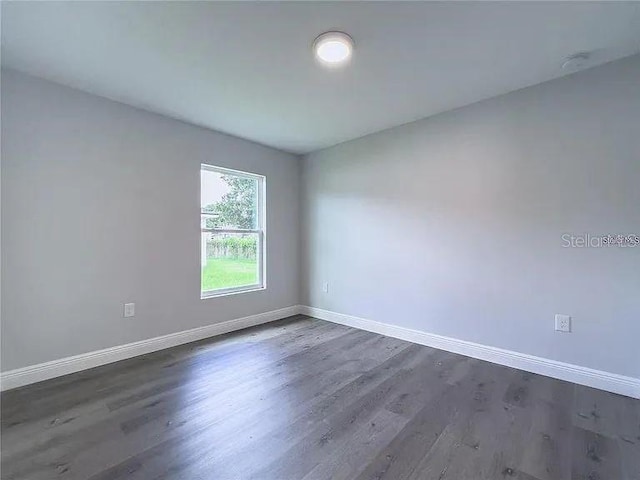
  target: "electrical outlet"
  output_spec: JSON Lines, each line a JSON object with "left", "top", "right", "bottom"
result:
{"left": 322, "top": 282, "right": 329, "bottom": 293}
{"left": 124, "top": 303, "right": 135, "bottom": 318}
{"left": 555, "top": 314, "right": 571, "bottom": 332}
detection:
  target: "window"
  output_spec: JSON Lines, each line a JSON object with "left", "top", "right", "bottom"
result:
{"left": 200, "top": 164, "right": 265, "bottom": 298}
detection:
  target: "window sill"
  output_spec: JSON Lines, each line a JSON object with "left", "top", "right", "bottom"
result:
{"left": 201, "top": 286, "right": 266, "bottom": 300}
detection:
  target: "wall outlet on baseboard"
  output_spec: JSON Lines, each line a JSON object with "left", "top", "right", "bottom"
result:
{"left": 555, "top": 314, "right": 571, "bottom": 332}
{"left": 124, "top": 303, "right": 135, "bottom": 318}
{"left": 322, "top": 282, "right": 329, "bottom": 293}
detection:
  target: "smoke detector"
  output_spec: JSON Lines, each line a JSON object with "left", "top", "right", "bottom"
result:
{"left": 562, "top": 52, "right": 592, "bottom": 71}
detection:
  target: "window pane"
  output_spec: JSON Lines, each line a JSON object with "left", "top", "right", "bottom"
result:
{"left": 201, "top": 169, "right": 258, "bottom": 230}
{"left": 201, "top": 232, "right": 259, "bottom": 292}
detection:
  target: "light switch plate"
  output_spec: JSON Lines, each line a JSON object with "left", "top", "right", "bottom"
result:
{"left": 124, "top": 303, "right": 135, "bottom": 318}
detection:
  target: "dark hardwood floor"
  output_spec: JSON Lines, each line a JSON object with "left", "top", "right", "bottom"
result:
{"left": 1, "top": 315, "right": 639, "bottom": 480}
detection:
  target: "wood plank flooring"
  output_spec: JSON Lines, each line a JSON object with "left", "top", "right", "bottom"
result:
{"left": 2, "top": 315, "right": 639, "bottom": 480}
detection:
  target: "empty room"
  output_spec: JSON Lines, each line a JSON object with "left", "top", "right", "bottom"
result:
{"left": 1, "top": 1, "right": 639, "bottom": 479}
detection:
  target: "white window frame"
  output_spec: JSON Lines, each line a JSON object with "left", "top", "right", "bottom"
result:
{"left": 200, "top": 164, "right": 266, "bottom": 299}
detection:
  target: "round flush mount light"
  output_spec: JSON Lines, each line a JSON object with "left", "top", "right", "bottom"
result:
{"left": 313, "top": 31, "right": 354, "bottom": 66}
{"left": 562, "top": 52, "right": 591, "bottom": 70}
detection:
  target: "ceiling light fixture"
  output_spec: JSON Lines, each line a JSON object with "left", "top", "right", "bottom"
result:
{"left": 313, "top": 31, "right": 354, "bottom": 66}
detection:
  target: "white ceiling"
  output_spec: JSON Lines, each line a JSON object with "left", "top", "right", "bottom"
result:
{"left": 2, "top": 2, "right": 640, "bottom": 154}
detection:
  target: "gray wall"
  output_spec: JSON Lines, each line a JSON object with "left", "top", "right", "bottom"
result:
{"left": 3, "top": 56, "right": 639, "bottom": 378}
{"left": 1, "top": 69, "right": 300, "bottom": 371}
{"left": 302, "top": 55, "right": 640, "bottom": 378}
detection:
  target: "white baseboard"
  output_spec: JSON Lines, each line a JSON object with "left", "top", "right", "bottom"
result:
{"left": 0, "top": 305, "right": 302, "bottom": 392}
{"left": 300, "top": 306, "right": 640, "bottom": 399}
{"left": 5, "top": 304, "right": 637, "bottom": 399}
